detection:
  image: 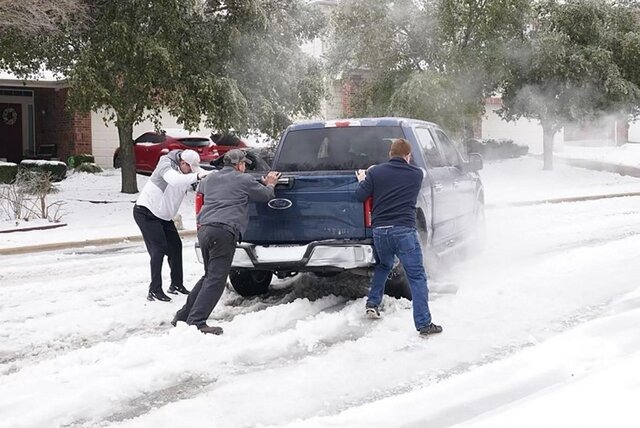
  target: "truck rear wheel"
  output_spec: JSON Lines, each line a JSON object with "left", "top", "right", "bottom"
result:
{"left": 229, "top": 270, "right": 273, "bottom": 297}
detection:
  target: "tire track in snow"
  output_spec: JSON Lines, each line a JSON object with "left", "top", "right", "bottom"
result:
{"left": 0, "top": 293, "right": 387, "bottom": 428}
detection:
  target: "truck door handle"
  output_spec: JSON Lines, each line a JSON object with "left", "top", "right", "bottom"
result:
{"left": 433, "top": 182, "right": 443, "bottom": 192}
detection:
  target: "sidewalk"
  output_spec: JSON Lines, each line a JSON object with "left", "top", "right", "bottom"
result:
{"left": 0, "top": 229, "right": 197, "bottom": 256}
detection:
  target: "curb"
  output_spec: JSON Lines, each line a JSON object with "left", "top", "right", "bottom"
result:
{"left": 0, "top": 230, "right": 197, "bottom": 256}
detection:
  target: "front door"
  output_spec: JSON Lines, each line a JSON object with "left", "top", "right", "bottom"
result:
{"left": 0, "top": 103, "right": 23, "bottom": 163}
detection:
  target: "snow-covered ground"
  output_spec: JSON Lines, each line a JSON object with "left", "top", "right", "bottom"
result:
{"left": 558, "top": 142, "right": 640, "bottom": 168}
{"left": 1, "top": 155, "right": 640, "bottom": 427}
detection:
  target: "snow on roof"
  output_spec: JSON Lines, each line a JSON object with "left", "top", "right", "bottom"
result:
{"left": 0, "top": 68, "right": 66, "bottom": 82}
{"left": 0, "top": 68, "right": 67, "bottom": 89}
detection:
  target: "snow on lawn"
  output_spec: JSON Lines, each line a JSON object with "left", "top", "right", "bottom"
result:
{"left": 558, "top": 142, "right": 640, "bottom": 168}
{"left": 0, "top": 170, "right": 196, "bottom": 249}
{"left": 480, "top": 156, "right": 640, "bottom": 206}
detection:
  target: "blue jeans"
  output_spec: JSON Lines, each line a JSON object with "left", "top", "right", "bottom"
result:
{"left": 367, "top": 226, "right": 431, "bottom": 330}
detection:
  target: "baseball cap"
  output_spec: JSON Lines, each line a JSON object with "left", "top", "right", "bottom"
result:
{"left": 180, "top": 149, "right": 201, "bottom": 173}
{"left": 224, "top": 149, "right": 252, "bottom": 165}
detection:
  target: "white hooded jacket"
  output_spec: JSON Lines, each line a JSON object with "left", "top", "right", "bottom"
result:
{"left": 136, "top": 150, "right": 200, "bottom": 221}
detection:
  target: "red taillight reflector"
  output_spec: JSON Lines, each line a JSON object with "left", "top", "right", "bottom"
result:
{"left": 364, "top": 196, "right": 373, "bottom": 227}
{"left": 195, "top": 192, "right": 204, "bottom": 215}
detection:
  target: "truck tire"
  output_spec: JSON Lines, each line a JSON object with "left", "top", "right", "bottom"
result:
{"left": 385, "top": 265, "right": 412, "bottom": 300}
{"left": 229, "top": 270, "right": 273, "bottom": 297}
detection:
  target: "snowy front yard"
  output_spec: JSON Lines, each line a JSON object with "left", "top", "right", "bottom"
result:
{"left": 1, "top": 157, "right": 639, "bottom": 427}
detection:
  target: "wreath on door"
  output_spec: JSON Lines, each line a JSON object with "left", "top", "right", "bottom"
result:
{"left": 2, "top": 107, "right": 17, "bottom": 126}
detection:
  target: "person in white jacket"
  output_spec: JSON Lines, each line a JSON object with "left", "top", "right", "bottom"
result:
{"left": 134, "top": 149, "right": 209, "bottom": 302}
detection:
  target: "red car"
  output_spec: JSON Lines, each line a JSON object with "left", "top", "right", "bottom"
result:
{"left": 113, "top": 129, "right": 246, "bottom": 174}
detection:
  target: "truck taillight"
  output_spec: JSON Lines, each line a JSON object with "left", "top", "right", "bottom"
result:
{"left": 364, "top": 196, "right": 373, "bottom": 227}
{"left": 195, "top": 192, "right": 204, "bottom": 215}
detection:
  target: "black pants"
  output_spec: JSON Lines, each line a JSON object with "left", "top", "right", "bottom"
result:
{"left": 175, "top": 224, "right": 236, "bottom": 326}
{"left": 133, "top": 205, "right": 183, "bottom": 293}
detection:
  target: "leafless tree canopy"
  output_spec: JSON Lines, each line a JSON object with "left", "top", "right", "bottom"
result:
{"left": 0, "top": 0, "right": 86, "bottom": 34}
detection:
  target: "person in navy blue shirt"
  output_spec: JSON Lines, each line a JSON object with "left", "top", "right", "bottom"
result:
{"left": 355, "top": 138, "right": 442, "bottom": 336}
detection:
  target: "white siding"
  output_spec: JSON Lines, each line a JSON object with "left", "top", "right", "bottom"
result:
{"left": 629, "top": 120, "right": 640, "bottom": 143}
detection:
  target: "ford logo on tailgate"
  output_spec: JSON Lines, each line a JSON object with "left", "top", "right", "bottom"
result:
{"left": 268, "top": 198, "right": 293, "bottom": 210}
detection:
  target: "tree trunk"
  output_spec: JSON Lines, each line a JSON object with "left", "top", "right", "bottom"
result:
{"left": 541, "top": 121, "right": 556, "bottom": 171}
{"left": 117, "top": 122, "right": 138, "bottom": 194}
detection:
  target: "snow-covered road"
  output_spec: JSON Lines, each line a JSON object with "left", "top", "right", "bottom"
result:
{"left": 2, "top": 183, "right": 640, "bottom": 427}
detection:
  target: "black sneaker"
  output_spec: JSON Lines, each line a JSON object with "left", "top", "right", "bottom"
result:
{"left": 419, "top": 323, "right": 443, "bottom": 336}
{"left": 365, "top": 303, "right": 381, "bottom": 319}
{"left": 167, "top": 284, "right": 190, "bottom": 295}
{"left": 147, "top": 289, "right": 172, "bottom": 302}
{"left": 197, "top": 324, "right": 224, "bottom": 335}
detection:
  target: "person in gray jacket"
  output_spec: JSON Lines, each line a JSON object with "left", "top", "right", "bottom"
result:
{"left": 134, "top": 149, "right": 209, "bottom": 302}
{"left": 172, "top": 149, "right": 281, "bottom": 334}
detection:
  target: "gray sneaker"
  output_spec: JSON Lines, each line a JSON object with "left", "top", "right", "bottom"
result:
{"left": 365, "top": 303, "right": 380, "bottom": 319}
{"left": 418, "top": 323, "right": 443, "bottom": 336}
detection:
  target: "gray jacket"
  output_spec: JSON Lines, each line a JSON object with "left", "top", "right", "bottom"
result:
{"left": 196, "top": 166, "right": 275, "bottom": 239}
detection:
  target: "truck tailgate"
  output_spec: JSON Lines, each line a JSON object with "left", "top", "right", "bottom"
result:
{"left": 243, "top": 172, "right": 367, "bottom": 244}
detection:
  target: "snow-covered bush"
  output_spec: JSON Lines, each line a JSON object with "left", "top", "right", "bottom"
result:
{"left": 67, "top": 154, "right": 95, "bottom": 168}
{"left": 20, "top": 159, "right": 67, "bottom": 181}
{"left": 0, "top": 169, "right": 65, "bottom": 222}
{"left": 464, "top": 138, "right": 528, "bottom": 160}
{"left": 0, "top": 161, "right": 18, "bottom": 184}
{"left": 74, "top": 162, "right": 103, "bottom": 173}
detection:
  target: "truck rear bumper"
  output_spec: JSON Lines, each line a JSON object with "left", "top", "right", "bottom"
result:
{"left": 195, "top": 239, "right": 375, "bottom": 271}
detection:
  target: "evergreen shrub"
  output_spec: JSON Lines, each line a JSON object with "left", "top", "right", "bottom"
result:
{"left": 67, "top": 154, "right": 95, "bottom": 168}
{"left": 0, "top": 162, "right": 18, "bottom": 184}
{"left": 20, "top": 159, "right": 67, "bottom": 182}
{"left": 75, "top": 162, "right": 103, "bottom": 173}
{"left": 465, "top": 138, "right": 528, "bottom": 160}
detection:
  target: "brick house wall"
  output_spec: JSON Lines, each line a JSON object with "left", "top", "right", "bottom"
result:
{"left": 33, "top": 87, "right": 92, "bottom": 160}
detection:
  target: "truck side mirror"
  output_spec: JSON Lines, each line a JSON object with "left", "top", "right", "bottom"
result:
{"left": 461, "top": 153, "right": 483, "bottom": 173}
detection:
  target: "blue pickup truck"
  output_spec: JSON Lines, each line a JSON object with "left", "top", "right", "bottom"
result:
{"left": 199, "top": 117, "right": 484, "bottom": 299}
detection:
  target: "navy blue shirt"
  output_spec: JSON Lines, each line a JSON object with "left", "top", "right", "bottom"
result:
{"left": 355, "top": 157, "right": 424, "bottom": 228}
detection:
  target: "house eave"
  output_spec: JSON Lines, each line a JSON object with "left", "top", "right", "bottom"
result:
{"left": 0, "top": 78, "right": 69, "bottom": 89}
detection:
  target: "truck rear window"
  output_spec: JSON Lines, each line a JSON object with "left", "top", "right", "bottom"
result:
{"left": 275, "top": 126, "right": 405, "bottom": 171}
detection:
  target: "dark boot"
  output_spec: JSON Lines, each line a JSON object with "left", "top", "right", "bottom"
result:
{"left": 418, "top": 323, "right": 443, "bottom": 336}
{"left": 197, "top": 324, "right": 224, "bottom": 335}
{"left": 147, "top": 289, "right": 172, "bottom": 302}
{"left": 167, "top": 284, "right": 190, "bottom": 295}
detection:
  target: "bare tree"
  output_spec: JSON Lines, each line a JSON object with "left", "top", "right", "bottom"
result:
{"left": 0, "top": 0, "right": 87, "bottom": 34}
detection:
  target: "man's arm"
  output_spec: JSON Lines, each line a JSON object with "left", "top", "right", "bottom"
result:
{"left": 355, "top": 170, "right": 373, "bottom": 202}
{"left": 162, "top": 168, "right": 200, "bottom": 188}
{"left": 246, "top": 171, "right": 281, "bottom": 202}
